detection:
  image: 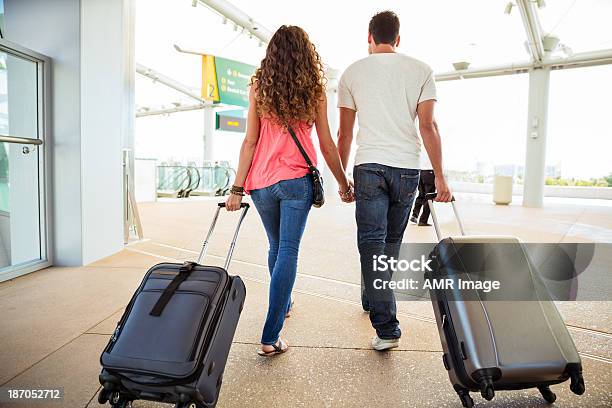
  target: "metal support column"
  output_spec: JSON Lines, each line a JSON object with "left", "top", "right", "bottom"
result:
{"left": 522, "top": 67, "right": 550, "bottom": 207}
{"left": 203, "top": 106, "right": 215, "bottom": 163}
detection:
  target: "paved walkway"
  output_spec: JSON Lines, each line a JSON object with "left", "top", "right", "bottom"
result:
{"left": 1, "top": 196, "right": 610, "bottom": 407}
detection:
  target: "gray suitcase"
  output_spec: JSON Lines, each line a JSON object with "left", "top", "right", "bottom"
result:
{"left": 98, "top": 202, "right": 249, "bottom": 408}
{"left": 426, "top": 194, "right": 585, "bottom": 407}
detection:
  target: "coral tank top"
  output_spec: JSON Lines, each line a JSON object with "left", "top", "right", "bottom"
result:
{"left": 244, "top": 117, "right": 317, "bottom": 193}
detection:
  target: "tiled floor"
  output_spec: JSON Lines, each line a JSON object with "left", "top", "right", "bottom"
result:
{"left": 1, "top": 195, "right": 610, "bottom": 407}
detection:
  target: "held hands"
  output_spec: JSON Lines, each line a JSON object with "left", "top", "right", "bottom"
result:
{"left": 434, "top": 176, "right": 452, "bottom": 202}
{"left": 339, "top": 178, "right": 355, "bottom": 203}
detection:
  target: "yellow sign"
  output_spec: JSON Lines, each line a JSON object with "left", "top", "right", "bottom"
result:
{"left": 201, "top": 54, "right": 220, "bottom": 102}
{"left": 201, "top": 55, "right": 256, "bottom": 107}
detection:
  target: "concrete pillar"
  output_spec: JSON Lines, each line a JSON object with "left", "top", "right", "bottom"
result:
{"left": 5, "top": 0, "right": 135, "bottom": 265}
{"left": 324, "top": 68, "right": 340, "bottom": 195}
{"left": 522, "top": 67, "right": 550, "bottom": 208}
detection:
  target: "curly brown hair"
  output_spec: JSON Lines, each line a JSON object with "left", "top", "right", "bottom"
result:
{"left": 251, "top": 25, "right": 326, "bottom": 127}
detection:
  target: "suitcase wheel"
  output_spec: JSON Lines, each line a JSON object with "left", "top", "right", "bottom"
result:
{"left": 569, "top": 371, "right": 585, "bottom": 395}
{"left": 175, "top": 403, "right": 198, "bottom": 408}
{"left": 480, "top": 382, "right": 495, "bottom": 401}
{"left": 97, "top": 388, "right": 111, "bottom": 404}
{"left": 108, "top": 392, "right": 133, "bottom": 408}
{"left": 103, "top": 391, "right": 133, "bottom": 408}
{"left": 538, "top": 386, "right": 557, "bottom": 404}
{"left": 110, "top": 391, "right": 120, "bottom": 404}
{"left": 456, "top": 389, "right": 474, "bottom": 408}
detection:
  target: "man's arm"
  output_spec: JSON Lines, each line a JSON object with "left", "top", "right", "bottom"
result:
{"left": 417, "top": 100, "right": 452, "bottom": 202}
{"left": 338, "top": 107, "right": 356, "bottom": 169}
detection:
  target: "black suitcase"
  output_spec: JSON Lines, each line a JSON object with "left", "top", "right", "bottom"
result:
{"left": 425, "top": 194, "right": 584, "bottom": 407}
{"left": 97, "top": 202, "right": 250, "bottom": 408}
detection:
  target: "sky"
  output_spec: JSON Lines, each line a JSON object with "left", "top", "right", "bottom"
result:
{"left": 135, "top": 0, "right": 612, "bottom": 179}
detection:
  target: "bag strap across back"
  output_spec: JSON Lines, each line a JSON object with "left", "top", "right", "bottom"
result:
{"left": 287, "top": 126, "right": 314, "bottom": 168}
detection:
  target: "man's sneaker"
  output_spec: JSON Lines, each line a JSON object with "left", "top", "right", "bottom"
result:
{"left": 410, "top": 215, "right": 418, "bottom": 224}
{"left": 371, "top": 335, "right": 400, "bottom": 351}
{"left": 418, "top": 222, "right": 432, "bottom": 227}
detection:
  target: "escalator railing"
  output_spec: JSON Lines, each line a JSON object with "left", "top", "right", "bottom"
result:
{"left": 156, "top": 163, "right": 235, "bottom": 198}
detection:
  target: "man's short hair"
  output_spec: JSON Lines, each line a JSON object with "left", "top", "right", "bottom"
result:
{"left": 369, "top": 11, "right": 400, "bottom": 45}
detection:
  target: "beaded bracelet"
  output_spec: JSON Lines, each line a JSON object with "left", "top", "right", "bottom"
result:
{"left": 230, "top": 185, "right": 245, "bottom": 196}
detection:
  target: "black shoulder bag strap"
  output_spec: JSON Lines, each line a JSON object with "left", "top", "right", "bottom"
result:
{"left": 149, "top": 261, "right": 197, "bottom": 316}
{"left": 287, "top": 125, "right": 325, "bottom": 207}
{"left": 287, "top": 126, "right": 314, "bottom": 168}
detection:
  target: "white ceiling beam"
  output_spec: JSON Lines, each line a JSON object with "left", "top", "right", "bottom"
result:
{"left": 136, "top": 103, "right": 206, "bottom": 118}
{"left": 435, "top": 49, "right": 612, "bottom": 81}
{"left": 517, "top": 0, "right": 546, "bottom": 63}
{"left": 545, "top": 48, "right": 612, "bottom": 70}
{"left": 136, "top": 62, "right": 207, "bottom": 104}
{"left": 436, "top": 61, "right": 533, "bottom": 81}
{"left": 197, "top": 0, "right": 273, "bottom": 44}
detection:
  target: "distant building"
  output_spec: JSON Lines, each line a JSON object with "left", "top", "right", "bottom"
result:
{"left": 546, "top": 164, "right": 562, "bottom": 178}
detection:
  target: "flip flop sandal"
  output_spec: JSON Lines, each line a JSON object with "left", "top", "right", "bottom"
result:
{"left": 258, "top": 339, "right": 289, "bottom": 357}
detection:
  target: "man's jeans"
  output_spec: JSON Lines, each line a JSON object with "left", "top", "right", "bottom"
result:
{"left": 250, "top": 175, "right": 312, "bottom": 345}
{"left": 354, "top": 163, "right": 420, "bottom": 339}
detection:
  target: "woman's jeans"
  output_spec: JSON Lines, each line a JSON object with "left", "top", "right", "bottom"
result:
{"left": 250, "top": 175, "right": 312, "bottom": 345}
{"left": 353, "top": 164, "right": 420, "bottom": 340}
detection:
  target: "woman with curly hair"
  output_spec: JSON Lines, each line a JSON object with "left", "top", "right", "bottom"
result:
{"left": 225, "top": 25, "right": 352, "bottom": 356}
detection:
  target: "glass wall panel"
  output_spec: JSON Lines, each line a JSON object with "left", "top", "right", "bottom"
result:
{"left": 547, "top": 65, "right": 612, "bottom": 186}
{"left": 0, "top": 43, "right": 48, "bottom": 279}
{"left": 435, "top": 74, "right": 529, "bottom": 184}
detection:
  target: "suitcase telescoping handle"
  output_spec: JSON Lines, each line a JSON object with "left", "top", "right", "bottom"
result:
{"left": 426, "top": 193, "right": 466, "bottom": 241}
{"left": 197, "top": 202, "right": 250, "bottom": 270}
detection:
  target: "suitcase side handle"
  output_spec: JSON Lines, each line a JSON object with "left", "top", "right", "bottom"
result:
{"left": 426, "top": 193, "right": 466, "bottom": 240}
{"left": 197, "top": 202, "right": 250, "bottom": 270}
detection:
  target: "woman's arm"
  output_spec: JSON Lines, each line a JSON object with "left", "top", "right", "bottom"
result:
{"left": 225, "top": 86, "right": 261, "bottom": 210}
{"left": 314, "top": 95, "right": 351, "bottom": 198}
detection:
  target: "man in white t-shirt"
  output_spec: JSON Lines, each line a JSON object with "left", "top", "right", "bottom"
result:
{"left": 337, "top": 10, "right": 451, "bottom": 351}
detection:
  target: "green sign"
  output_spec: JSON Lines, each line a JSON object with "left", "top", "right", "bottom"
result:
{"left": 202, "top": 55, "right": 257, "bottom": 107}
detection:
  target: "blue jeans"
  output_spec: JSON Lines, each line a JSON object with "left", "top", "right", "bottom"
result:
{"left": 354, "top": 163, "right": 420, "bottom": 339}
{"left": 250, "top": 175, "right": 312, "bottom": 345}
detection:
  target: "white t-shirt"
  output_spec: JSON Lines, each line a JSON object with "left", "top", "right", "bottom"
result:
{"left": 420, "top": 146, "right": 433, "bottom": 170}
{"left": 338, "top": 53, "right": 437, "bottom": 169}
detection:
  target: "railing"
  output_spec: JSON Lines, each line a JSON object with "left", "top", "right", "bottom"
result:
{"left": 156, "top": 164, "right": 236, "bottom": 198}
{"left": 157, "top": 166, "right": 201, "bottom": 198}
{"left": 193, "top": 165, "right": 235, "bottom": 195}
